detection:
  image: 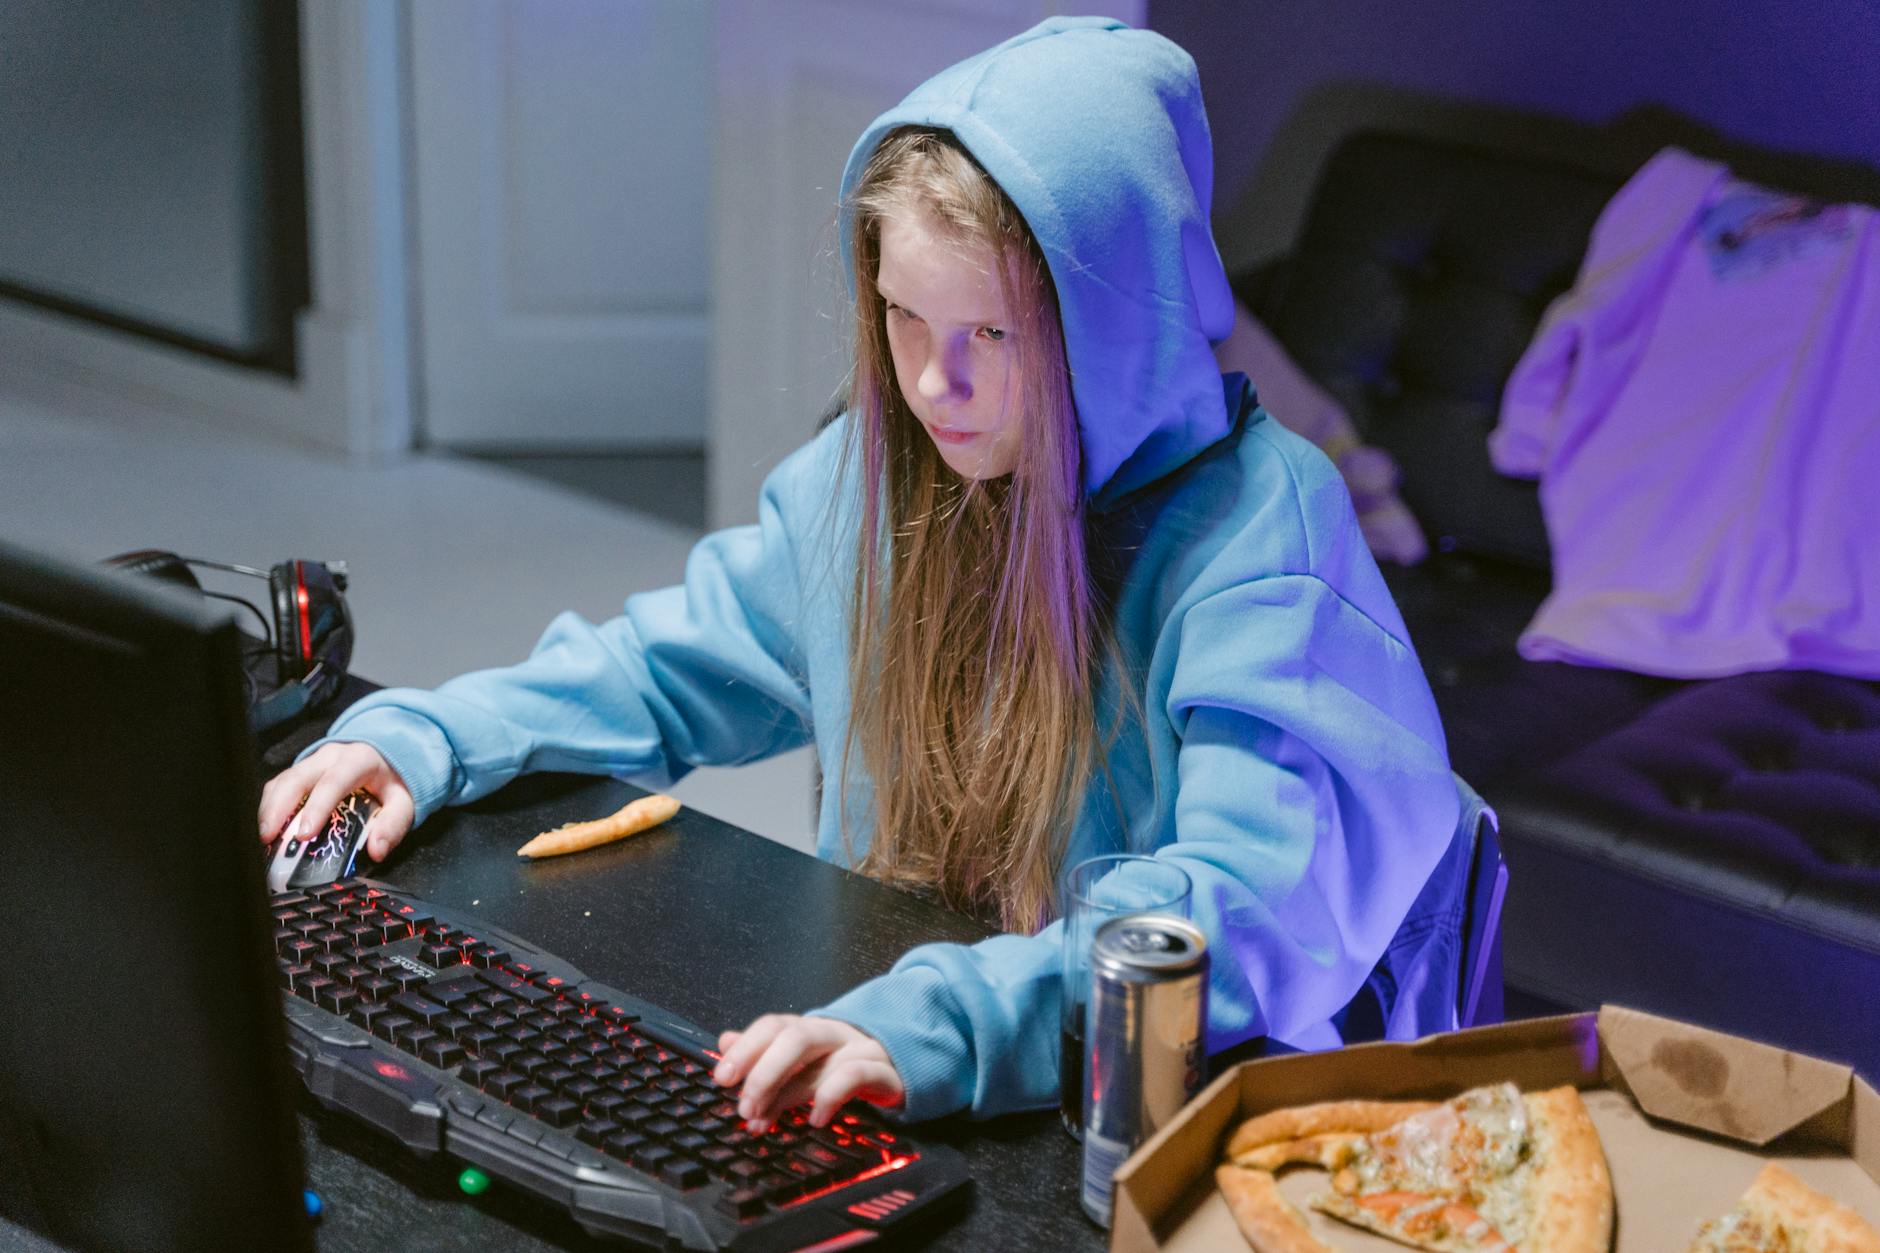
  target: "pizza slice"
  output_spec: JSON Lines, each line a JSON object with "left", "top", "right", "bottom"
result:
{"left": 1218, "top": 1082, "right": 1613, "bottom": 1253}
{"left": 1688, "top": 1163, "right": 1880, "bottom": 1253}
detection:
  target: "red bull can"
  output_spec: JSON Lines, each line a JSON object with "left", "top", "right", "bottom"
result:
{"left": 1080, "top": 913, "right": 1208, "bottom": 1226}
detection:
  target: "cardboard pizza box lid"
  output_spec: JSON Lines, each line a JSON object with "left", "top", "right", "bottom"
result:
{"left": 1598, "top": 1005, "right": 1854, "bottom": 1146}
{"left": 1109, "top": 1006, "right": 1880, "bottom": 1252}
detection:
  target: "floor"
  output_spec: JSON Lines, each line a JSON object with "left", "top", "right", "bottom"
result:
{"left": 461, "top": 449, "right": 708, "bottom": 532}
{"left": 0, "top": 376, "right": 820, "bottom": 853}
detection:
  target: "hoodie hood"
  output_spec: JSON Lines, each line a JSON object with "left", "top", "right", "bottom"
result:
{"left": 838, "top": 16, "right": 1242, "bottom": 510}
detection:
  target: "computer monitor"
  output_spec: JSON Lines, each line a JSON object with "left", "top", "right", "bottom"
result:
{"left": 0, "top": 538, "right": 312, "bottom": 1252}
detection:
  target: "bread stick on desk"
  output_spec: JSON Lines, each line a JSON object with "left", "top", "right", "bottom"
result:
{"left": 517, "top": 793, "right": 681, "bottom": 860}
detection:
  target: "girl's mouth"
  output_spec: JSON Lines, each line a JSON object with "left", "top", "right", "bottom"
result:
{"left": 926, "top": 423, "right": 981, "bottom": 445}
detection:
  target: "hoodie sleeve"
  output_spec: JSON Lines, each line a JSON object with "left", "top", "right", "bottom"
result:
{"left": 300, "top": 442, "right": 823, "bottom": 826}
{"left": 813, "top": 570, "right": 1456, "bottom": 1122}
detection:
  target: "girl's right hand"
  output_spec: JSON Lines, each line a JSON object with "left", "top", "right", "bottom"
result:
{"left": 259, "top": 741, "right": 417, "bottom": 864}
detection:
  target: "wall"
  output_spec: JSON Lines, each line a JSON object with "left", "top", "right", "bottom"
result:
{"left": 0, "top": 0, "right": 299, "bottom": 362}
{"left": 1149, "top": 0, "right": 1880, "bottom": 268}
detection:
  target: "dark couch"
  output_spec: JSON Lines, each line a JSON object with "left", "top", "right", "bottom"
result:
{"left": 1232, "top": 123, "right": 1880, "bottom": 1077}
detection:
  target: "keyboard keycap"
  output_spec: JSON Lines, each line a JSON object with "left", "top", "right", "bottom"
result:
{"left": 635, "top": 1144, "right": 676, "bottom": 1172}
{"left": 281, "top": 964, "right": 316, "bottom": 993}
{"left": 779, "top": 1157, "right": 831, "bottom": 1191}
{"left": 419, "top": 943, "right": 462, "bottom": 969}
{"left": 510, "top": 1052, "right": 551, "bottom": 1078}
{"left": 560, "top": 1078, "right": 602, "bottom": 1104}
{"left": 419, "top": 1039, "right": 464, "bottom": 1069}
{"left": 535, "top": 1097, "right": 581, "bottom": 1128}
{"left": 387, "top": 903, "right": 433, "bottom": 930}
{"left": 511, "top": 1083, "right": 553, "bottom": 1114}
{"left": 718, "top": 1186, "right": 767, "bottom": 1219}
{"left": 759, "top": 1173, "right": 800, "bottom": 1203}
{"left": 434, "top": 1014, "right": 475, "bottom": 1040}
{"left": 797, "top": 1143, "right": 854, "bottom": 1171}
{"left": 459, "top": 1059, "right": 501, "bottom": 1087}
{"left": 535, "top": 1065, "right": 577, "bottom": 1090}
{"left": 586, "top": 1092, "right": 628, "bottom": 1117}
{"left": 508, "top": 983, "right": 554, "bottom": 1008}
{"left": 295, "top": 974, "right": 336, "bottom": 1002}
{"left": 316, "top": 985, "right": 360, "bottom": 1015}
{"left": 427, "top": 980, "right": 480, "bottom": 1008}
{"left": 460, "top": 1028, "right": 501, "bottom": 1054}
{"left": 661, "top": 1158, "right": 707, "bottom": 1189}
{"left": 601, "top": 1130, "right": 645, "bottom": 1160}
{"left": 482, "top": 1071, "right": 526, "bottom": 1099}
{"left": 614, "top": 1102, "right": 658, "bottom": 1129}
{"left": 371, "top": 1012, "right": 413, "bottom": 1042}
{"left": 391, "top": 993, "right": 448, "bottom": 1024}
{"left": 353, "top": 976, "right": 397, "bottom": 1002}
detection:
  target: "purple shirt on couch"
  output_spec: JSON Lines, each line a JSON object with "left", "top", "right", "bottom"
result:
{"left": 1491, "top": 147, "right": 1880, "bottom": 679}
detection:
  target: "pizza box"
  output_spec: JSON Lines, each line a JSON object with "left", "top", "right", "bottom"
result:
{"left": 1109, "top": 1005, "right": 1880, "bottom": 1251}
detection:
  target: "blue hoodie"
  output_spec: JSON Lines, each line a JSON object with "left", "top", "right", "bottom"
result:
{"left": 310, "top": 17, "right": 1464, "bottom": 1121}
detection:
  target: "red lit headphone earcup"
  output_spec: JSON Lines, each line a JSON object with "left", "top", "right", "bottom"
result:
{"left": 269, "top": 560, "right": 305, "bottom": 681}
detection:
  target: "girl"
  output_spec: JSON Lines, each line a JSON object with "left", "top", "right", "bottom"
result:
{"left": 260, "top": 17, "right": 1468, "bottom": 1133}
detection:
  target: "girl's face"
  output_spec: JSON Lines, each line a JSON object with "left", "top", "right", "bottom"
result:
{"left": 877, "top": 211, "right": 1021, "bottom": 480}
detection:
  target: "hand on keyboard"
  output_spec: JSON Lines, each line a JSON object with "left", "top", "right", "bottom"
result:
{"left": 713, "top": 1014, "right": 905, "bottom": 1133}
{"left": 261, "top": 741, "right": 415, "bottom": 863}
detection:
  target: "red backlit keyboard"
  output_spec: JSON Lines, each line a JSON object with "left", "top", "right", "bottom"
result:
{"left": 273, "top": 878, "right": 969, "bottom": 1250}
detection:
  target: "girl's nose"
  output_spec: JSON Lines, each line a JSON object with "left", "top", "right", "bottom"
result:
{"left": 918, "top": 341, "right": 971, "bottom": 403}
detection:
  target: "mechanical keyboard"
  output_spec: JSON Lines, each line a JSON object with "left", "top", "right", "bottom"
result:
{"left": 271, "top": 877, "right": 971, "bottom": 1250}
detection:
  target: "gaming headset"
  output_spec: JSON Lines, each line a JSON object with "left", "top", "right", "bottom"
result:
{"left": 103, "top": 549, "right": 354, "bottom": 734}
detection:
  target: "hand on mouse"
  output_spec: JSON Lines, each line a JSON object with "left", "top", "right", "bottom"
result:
{"left": 260, "top": 741, "right": 415, "bottom": 863}
{"left": 712, "top": 1015, "right": 905, "bottom": 1132}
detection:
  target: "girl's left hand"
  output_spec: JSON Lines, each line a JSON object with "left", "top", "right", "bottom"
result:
{"left": 713, "top": 1014, "right": 905, "bottom": 1132}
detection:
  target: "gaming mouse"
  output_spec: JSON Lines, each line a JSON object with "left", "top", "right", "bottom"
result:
{"left": 267, "top": 790, "right": 377, "bottom": 894}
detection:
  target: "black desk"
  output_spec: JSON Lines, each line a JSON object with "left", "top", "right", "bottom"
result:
{"left": 264, "top": 683, "right": 1110, "bottom": 1252}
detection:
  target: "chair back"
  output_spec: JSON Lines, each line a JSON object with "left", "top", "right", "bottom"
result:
{"left": 1458, "top": 806, "right": 1509, "bottom": 1029}
{"left": 1332, "top": 774, "right": 1507, "bottom": 1042}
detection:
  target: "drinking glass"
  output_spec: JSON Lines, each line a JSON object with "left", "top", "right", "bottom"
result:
{"left": 1057, "top": 854, "right": 1193, "bottom": 1138}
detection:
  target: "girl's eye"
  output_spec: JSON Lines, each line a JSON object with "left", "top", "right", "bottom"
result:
{"left": 980, "top": 326, "right": 1006, "bottom": 342}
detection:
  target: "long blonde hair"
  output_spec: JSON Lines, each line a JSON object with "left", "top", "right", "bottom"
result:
{"left": 839, "top": 127, "right": 1106, "bottom": 933}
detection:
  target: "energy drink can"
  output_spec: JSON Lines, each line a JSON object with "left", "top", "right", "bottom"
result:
{"left": 1080, "top": 913, "right": 1208, "bottom": 1227}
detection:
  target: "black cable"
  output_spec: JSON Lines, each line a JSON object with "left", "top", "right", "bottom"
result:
{"left": 198, "top": 589, "right": 274, "bottom": 646}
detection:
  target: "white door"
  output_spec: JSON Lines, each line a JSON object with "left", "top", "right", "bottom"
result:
{"left": 409, "top": 0, "right": 713, "bottom": 448}
{"left": 709, "top": 0, "right": 1145, "bottom": 528}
